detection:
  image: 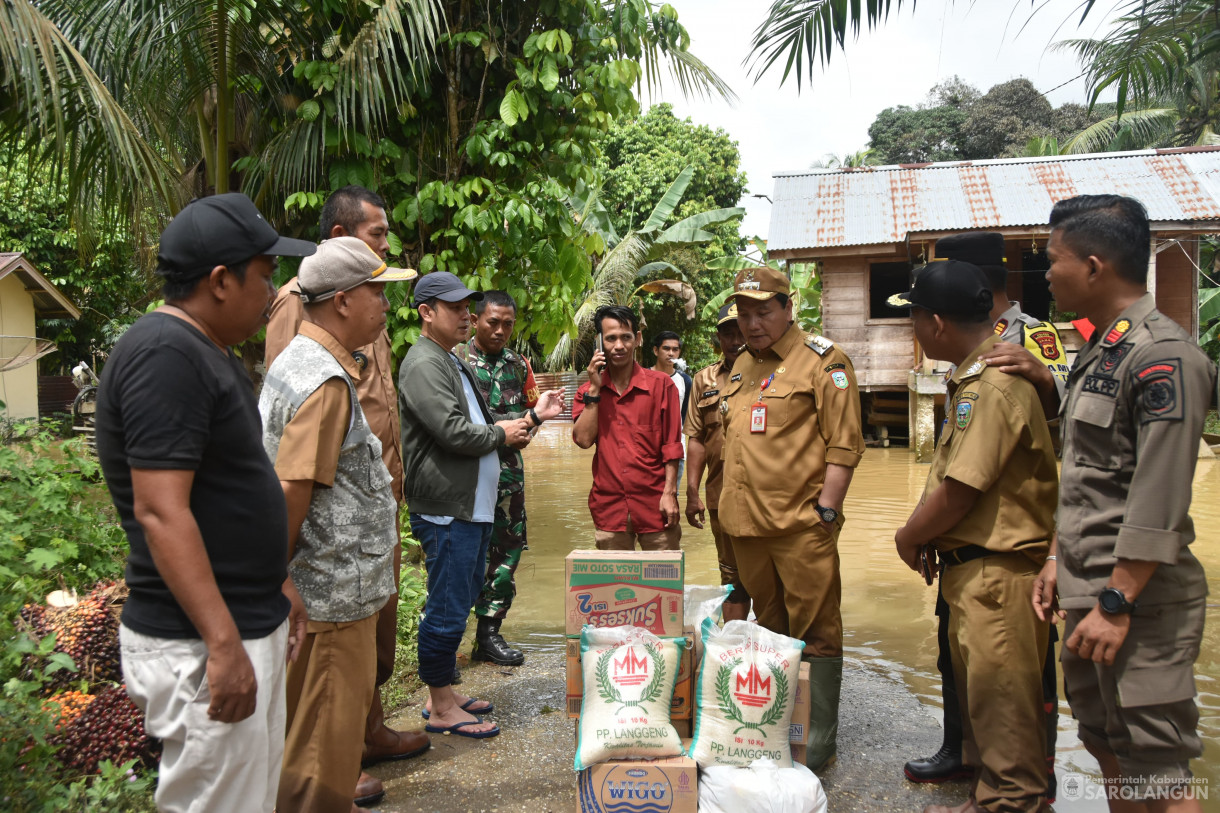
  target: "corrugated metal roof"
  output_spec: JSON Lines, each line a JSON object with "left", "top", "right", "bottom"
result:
{"left": 768, "top": 147, "right": 1220, "bottom": 251}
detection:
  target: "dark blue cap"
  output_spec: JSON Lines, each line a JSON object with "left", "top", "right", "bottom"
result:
{"left": 413, "top": 272, "right": 484, "bottom": 307}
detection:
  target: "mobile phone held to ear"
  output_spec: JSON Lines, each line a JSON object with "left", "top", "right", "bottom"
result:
{"left": 594, "top": 334, "right": 605, "bottom": 371}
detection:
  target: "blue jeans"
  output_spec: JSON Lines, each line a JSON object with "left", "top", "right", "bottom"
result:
{"left": 410, "top": 515, "right": 492, "bottom": 687}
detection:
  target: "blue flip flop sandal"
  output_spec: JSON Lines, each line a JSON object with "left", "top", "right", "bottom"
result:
{"left": 421, "top": 697, "right": 493, "bottom": 720}
{"left": 424, "top": 718, "right": 500, "bottom": 739}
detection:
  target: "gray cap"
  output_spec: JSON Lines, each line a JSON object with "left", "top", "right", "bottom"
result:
{"left": 413, "top": 271, "right": 483, "bottom": 307}
{"left": 296, "top": 236, "right": 416, "bottom": 304}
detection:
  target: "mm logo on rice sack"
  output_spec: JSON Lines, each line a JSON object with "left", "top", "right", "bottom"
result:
{"left": 614, "top": 649, "right": 650, "bottom": 687}
{"left": 596, "top": 643, "right": 667, "bottom": 714}
{"left": 716, "top": 657, "right": 789, "bottom": 735}
{"left": 582, "top": 595, "right": 662, "bottom": 629}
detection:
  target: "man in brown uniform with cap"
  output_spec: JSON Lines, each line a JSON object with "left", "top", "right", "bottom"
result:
{"left": 905, "top": 232, "right": 1066, "bottom": 798}
{"left": 893, "top": 258, "right": 1057, "bottom": 813}
{"left": 265, "top": 186, "right": 428, "bottom": 806}
{"left": 718, "top": 266, "right": 865, "bottom": 771}
{"left": 1033, "top": 194, "right": 1216, "bottom": 812}
{"left": 684, "top": 302, "right": 749, "bottom": 621}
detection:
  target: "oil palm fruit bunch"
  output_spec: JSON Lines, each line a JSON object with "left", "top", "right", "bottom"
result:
{"left": 42, "top": 690, "right": 94, "bottom": 731}
{"left": 42, "top": 595, "right": 121, "bottom": 688}
{"left": 50, "top": 685, "right": 159, "bottom": 775}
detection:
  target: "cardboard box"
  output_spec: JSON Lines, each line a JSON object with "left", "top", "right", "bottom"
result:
{"left": 566, "top": 630, "right": 694, "bottom": 720}
{"left": 790, "top": 741, "right": 806, "bottom": 766}
{"left": 789, "top": 661, "right": 810, "bottom": 745}
{"left": 577, "top": 744, "right": 697, "bottom": 813}
{"left": 565, "top": 550, "right": 684, "bottom": 636}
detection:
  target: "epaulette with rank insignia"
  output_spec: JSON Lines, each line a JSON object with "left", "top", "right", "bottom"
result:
{"left": 805, "top": 334, "right": 834, "bottom": 356}
{"left": 959, "top": 359, "right": 986, "bottom": 379}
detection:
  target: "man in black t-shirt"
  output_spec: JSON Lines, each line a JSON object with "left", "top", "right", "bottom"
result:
{"left": 96, "top": 193, "right": 314, "bottom": 813}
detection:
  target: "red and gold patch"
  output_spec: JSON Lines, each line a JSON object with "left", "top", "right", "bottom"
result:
{"left": 993, "top": 319, "right": 1008, "bottom": 336}
{"left": 1029, "top": 330, "right": 1061, "bottom": 360}
{"left": 1103, "top": 318, "right": 1131, "bottom": 345}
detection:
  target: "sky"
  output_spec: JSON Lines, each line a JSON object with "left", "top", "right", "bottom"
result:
{"left": 651, "top": 0, "right": 1122, "bottom": 238}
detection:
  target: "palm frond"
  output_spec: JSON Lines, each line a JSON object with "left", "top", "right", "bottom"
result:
{"left": 746, "top": 0, "right": 914, "bottom": 90}
{"left": 1061, "top": 107, "right": 1177, "bottom": 153}
{"left": 329, "top": 0, "right": 446, "bottom": 133}
{"left": 0, "top": 0, "right": 182, "bottom": 231}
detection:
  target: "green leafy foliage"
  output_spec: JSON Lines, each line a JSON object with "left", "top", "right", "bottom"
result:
{"left": 866, "top": 77, "right": 1118, "bottom": 163}
{"left": 0, "top": 149, "right": 148, "bottom": 372}
{"left": 269, "top": 1, "right": 729, "bottom": 363}
{"left": 0, "top": 429, "right": 128, "bottom": 620}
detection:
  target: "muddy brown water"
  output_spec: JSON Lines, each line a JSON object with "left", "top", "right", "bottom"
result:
{"left": 505, "top": 423, "right": 1220, "bottom": 808}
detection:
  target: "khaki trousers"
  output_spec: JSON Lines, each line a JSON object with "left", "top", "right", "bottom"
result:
{"left": 120, "top": 621, "right": 289, "bottom": 813}
{"left": 278, "top": 614, "right": 378, "bottom": 813}
{"left": 728, "top": 518, "right": 843, "bottom": 657}
{"left": 708, "top": 510, "right": 748, "bottom": 605}
{"left": 943, "top": 553, "right": 1049, "bottom": 813}
{"left": 595, "top": 514, "right": 680, "bottom": 551}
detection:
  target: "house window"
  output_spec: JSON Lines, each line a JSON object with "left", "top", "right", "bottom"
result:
{"left": 869, "top": 261, "right": 913, "bottom": 319}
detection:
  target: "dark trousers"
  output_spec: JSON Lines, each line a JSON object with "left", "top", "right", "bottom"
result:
{"left": 935, "top": 580, "right": 1058, "bottom": 777}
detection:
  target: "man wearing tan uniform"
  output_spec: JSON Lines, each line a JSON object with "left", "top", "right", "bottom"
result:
{"left": 894, "top": 259, "right": 1056, "bottom": 813}
{"left": 684, "top": 302, "right": 749, "bottom": 621}
{"left": 1033, "top": 195, "right": 1216, "bottom": 812}
{"left": 905, "top": 232, "right": 1066, "bottom": 797}
{"left": 265, "top": 186, "right": 427, "bottom": 807}
{"left": 718, "top": 266, "right": 865, "bottom": 771}
{"left": 261, "top": 237, "right": 416, "bottom": 811}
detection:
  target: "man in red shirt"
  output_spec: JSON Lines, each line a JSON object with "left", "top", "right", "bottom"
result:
{"left": 572, "top": 305, "right": 684, "bottom": 550}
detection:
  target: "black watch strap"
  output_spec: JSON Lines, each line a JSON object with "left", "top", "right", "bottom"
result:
{"left": 582, "top": 392, "right": 601, "bottom": 404}
{"left": 815, "top": 504, "right": 838, "bottom": 524}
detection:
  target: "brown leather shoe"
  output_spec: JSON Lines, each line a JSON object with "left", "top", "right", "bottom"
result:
{"left": 362, "top": 725, "right": 432, "bottom": 766}
{"left": 354, "top": 772, "right": 385, "bottom": 807}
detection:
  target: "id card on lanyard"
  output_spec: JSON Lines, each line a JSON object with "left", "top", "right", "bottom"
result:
{"left": 751, "top": 374, "right": 774, "bottom": 433}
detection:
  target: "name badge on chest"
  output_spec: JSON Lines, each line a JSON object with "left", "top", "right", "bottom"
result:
{"left": 751, "top": 373, "right": 774, "bottom": 434}
{"left": 750, "top": 404, "right": 767, "bottom": 433}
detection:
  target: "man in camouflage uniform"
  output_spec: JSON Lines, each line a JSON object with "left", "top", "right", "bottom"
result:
{"left": 459, "top": 290, "right": 545, "bottom": 665}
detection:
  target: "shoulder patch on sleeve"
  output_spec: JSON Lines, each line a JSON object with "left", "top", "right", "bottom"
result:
{"left": 805, "top": 334, "right": 834, "bottom": 356}
{"left": 1026, "top": 328, "right": 1063, "bottom": 361}
{"left": 954, "top": 399, "right": 973, "bottom": 430}
{"left": 1133, "top": 358, "right": 1182, "bottom": 423}
{"left": 824, "top": 362, "right": 846, "bottom": 372}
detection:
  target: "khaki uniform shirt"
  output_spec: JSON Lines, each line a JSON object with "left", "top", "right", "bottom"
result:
{"left": 719, "top": 323, "right": 865, "bottom": 537}
{"left": 994, "top": 301, "right": 1070, "bottom": 401}
{"left": 269, "top": 323, "right": 354, "bottom": 487}
{"left": 266, "top": 278, "right": 404, "bottom": 501}
{"left": 925, "top": 335, "right": 1057, "bottom": 558}
{"left": 683, "top": 358, "right": 732, "bottom": 510}
{"left": 1057, "top": 294, "right": 1217, "bottom": 609}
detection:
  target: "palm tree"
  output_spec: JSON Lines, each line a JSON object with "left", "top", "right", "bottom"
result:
{"left": 810, "top": 148, "right": 878, "bottom": 168}
{"left": 746, "top": 0, "right": 1205, "bottom": 114}
{"left": 545, "top": 165, "right": 743, "bottom": 370}
{"left": 0, "top": 0, "right": 445, "bottom": 232}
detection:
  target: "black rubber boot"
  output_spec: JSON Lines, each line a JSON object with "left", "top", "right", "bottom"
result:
{"left": 903, "top": 685, "right": 970, "bottom": 783}
{"left": 472, "top": 617, "right": 525, "bottom": 666}
{"left": 804, "top": 656, "right": 842, "bottom": 773}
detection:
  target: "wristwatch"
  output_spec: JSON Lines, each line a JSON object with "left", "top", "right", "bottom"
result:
{"left": 581, "top": 392, "right": 601, "bottom": 404}
{"left": 815, "top": 504, "right": 838, "bottom": 524}
{"left": 1098, "top": 587, "right": 1138, "bottom": 615}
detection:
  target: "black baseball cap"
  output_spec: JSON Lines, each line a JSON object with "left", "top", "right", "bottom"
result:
{"left": 888, "top": 259, "right": 993, "bottom": 317}
{"left": 413, "top": 271, "right": 484, "bottom": 307}
{"left": 717, "top": 302, "right": 738, "bottom": 326}
{"left": 157, "top": 193, "right": 316, "bottom": 280}
{"left": 935, "top": 232, "right": 1007, "bottom": 289}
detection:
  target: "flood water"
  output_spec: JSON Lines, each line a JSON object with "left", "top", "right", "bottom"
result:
{"left": 507, "top": 423, "right": 1220, "bottom": 809}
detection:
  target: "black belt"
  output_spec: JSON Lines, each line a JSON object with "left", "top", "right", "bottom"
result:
{"left": 939, "top": 544, "right": 993, "bottom": 567}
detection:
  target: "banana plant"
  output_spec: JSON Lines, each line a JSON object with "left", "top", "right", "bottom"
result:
{"left": 546, "top": 164, "right": 742, "bottom": 369}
